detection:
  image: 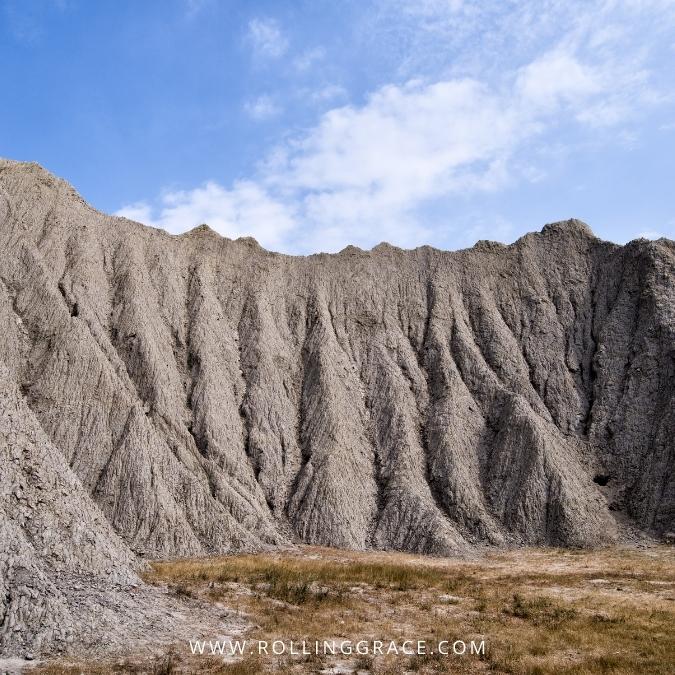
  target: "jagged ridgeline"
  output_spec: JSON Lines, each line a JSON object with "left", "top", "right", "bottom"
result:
{"left": 1, "top": 159, "right": 673, "bottom": 563}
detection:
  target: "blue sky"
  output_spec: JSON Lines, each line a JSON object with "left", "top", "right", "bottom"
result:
{"left": 2, "top": 0, "right": 674, "bottom": 253}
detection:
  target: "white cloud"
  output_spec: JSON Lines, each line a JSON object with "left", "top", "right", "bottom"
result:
{"left": 256, "top": 77, "right": 524, "bottom": 249}
{"left": 515, "top": 48, "right": 602, "bottom": 112}
{"left": 244, "top": 95, "right": 282, "bottom": 120}
{"left": 117, "top": 45, "right": 658, "bottom": 253}
{"left": 273, "top": 79, "right": 519, "bottom": 195}
{"left": 119, "top": 1, "right": 674, "bottom": 253}
{"left": 247, "top": 17, "right": 288, "bottom": 59}
{"left": 253, "top": 50, "right": 630, "bottom": 250}
{"left": 116, "top": 181, "right": 296, "bottom": 251}
{"left": 116, "top": 202, "right": 155, "bottom": 224}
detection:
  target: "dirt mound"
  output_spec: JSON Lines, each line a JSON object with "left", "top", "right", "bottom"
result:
{"left": 0, "top": 158, "right": 673, "bottom": 655}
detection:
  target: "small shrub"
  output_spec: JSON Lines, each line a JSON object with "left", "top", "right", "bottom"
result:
{"left": 507, "top": 594, "right": 577, "bottom": 627}
{"left": 354, "top": 653, "right": 374, "bottom": 672}
{"left": 475, "top": 594, "right": 488, "bottom": 613}
{"left": 217, "top": 656, "right": 266, "bottom": 674}
{"left": 151, "top": 651, "right": 177, "bottom": 675}
{"left": 170, "top": 583, "right": 194, "bottom": 599}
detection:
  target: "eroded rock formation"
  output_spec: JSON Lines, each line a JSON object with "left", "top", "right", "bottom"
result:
{"left": 1, "top": 158, "right": 673, "bottom": 654}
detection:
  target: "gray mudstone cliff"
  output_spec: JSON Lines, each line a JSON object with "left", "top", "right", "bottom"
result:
{"left": 0, "top": 159, "right": 673, "bottom": 656}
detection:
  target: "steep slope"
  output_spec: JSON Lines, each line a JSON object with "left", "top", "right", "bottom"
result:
{"left": 0, "top": 362, "right": 249, "bottom": 660}
{"left": 0, "top": 361, "right": 136, "bottom": 655}
{"left": 0, "top": 159, "right": 673, "bottom": 567}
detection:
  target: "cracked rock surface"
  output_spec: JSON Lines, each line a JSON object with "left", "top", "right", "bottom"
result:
{"left": 0, "top": 159, "right": 673, "bottom": 656}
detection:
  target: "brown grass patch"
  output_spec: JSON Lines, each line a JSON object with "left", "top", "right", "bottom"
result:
{"left": 31, "top": 545, "right": 675, "bottom": 674}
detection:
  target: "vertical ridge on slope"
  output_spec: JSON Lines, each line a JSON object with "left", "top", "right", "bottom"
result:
{"left": 288, "top": 291, "right": 378, "bottom": 548}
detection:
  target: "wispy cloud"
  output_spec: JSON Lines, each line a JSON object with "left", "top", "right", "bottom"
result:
{"left": 183, "top": 0, "right": 211, "bottom": 18}
{"left": 246, "top": 17, "right": 288, "bottom": 59}
{"left": 244, "top": 95, "right": 282, "bottom": 120}
{"left": 515, "top": 48, "right": 602, "bottom": 112}
{"left": 2, "top": 0, "right": 72, "bottom": 43}
{"left": 293, "top": 47, "right": 325, "bottom": 72}
{"left": 116, "top": 181, "right": 296, "bottom": 251}
{"left": 364, "top": 0, "right": 675, "bottom": 80}
{"left": 309, "top": 84, "right": 348, "bottom": 103}
{"left": 118, "top": 1, "right": 675, "bottom": 253}
{"left": 117, "top": 55, "right": 635, "bottom": 252}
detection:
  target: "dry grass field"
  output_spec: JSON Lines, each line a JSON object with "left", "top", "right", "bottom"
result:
{"left": 32, "top": 545, "right": 674, "bottom": 674}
